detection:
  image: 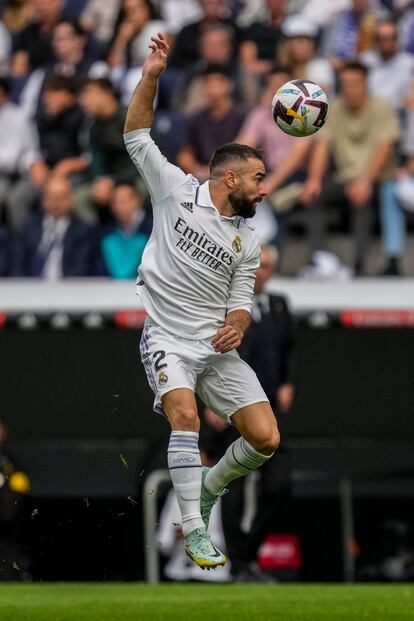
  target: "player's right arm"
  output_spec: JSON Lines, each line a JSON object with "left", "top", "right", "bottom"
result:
{"left": 123, "top": 33, "right": 188, "bottom": 204}
{"left": 124, "top": 32, "right": 168, "bottom": 134}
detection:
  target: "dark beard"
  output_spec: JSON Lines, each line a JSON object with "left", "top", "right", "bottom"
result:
{"left": 228, "top": 189, "right": 258, "bottom": 219}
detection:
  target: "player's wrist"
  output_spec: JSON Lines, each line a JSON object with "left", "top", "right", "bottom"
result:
{"left": 141, "top": 71, "right": 160, "bottom": 82}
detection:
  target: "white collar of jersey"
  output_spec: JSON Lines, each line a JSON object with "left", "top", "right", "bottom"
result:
{"left": 196, "top": 181, "right": 242, "bottom": 228}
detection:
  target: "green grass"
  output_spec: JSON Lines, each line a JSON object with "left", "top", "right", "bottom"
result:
{"left": 0, "top": 583, "right": 413, "bottom": 621}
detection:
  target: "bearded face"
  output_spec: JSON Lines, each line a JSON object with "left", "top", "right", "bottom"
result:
{"left": 228, "top": 187, "right": 261, "bottom": 219}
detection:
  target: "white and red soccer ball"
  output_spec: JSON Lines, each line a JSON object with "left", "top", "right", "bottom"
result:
{"left": 271, "top": 79, "right": 329, "bottom": 137}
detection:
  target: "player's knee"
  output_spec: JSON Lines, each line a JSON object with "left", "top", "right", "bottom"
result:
{"left": 168, "top": 406, "right": 199, "bottom": 431}
{"left": 255, "top": 428, "right": 280, "bottom": 455}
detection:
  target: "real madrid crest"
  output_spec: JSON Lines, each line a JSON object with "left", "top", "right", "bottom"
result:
{"left": 232, "top": 235, "right": 242, "bottom": 253}
{"left": 158, "top": 371, "right": 168, "bottom": 386}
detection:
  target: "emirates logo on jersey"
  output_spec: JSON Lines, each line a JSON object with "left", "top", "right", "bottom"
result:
{"left": 232, "top": 235, "right": 242, "bottom": 253}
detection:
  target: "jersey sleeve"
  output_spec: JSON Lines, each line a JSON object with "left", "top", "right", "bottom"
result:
{"left": 226, "top": 234, "right": 260, "bottom": 315}
{"left": 124, "top": 128, "right": 188, "bottom": 204}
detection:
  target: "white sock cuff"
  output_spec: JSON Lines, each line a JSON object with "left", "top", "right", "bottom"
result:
{"left": 168, "top": 431, "right": 199, "bottom": 454}
{"left": 236, "top": 437, "right": 273, "bottom": 468}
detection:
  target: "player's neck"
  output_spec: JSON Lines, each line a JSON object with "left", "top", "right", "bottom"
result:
{"left": 209, "top": 181, "right": 236, "bottom": 218}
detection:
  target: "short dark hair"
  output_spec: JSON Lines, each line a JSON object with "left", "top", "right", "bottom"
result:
{"left": 55, "top": 17, "right": 86, "bottom": 37}
{"left": 82, "top": 77, "right": 116, "bottom": 95}
{"left": 113, "top": 180, "right": 142, "bottom": 194}
{"left": 339, "top": 60, "right": 368, "bottom": 78}
{"left": 201, "top": 23, "right": 234, "bottom": 43}
{"left": 0, "top": 77, "right": 10, "bottom": 97}
{"left": 210, "top": 143, "right": 264, "bottom": 174}
{"left": 43, "top": 74, "right": 79, "bottom": 95}
{"left": 201, "top": 64, "right": 231, "bottom": 80}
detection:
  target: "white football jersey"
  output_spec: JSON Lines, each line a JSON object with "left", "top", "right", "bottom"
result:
{"left": 124, "top": 129, "right": 260, "bottom": 340}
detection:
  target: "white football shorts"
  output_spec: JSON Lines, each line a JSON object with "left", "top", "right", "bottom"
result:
{"left": 140, "top": 317, "right": 269, "bottom": 423}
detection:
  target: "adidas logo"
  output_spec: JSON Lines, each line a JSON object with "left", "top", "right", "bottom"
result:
{"left": 180, "top": 201, "right": 193, "bottom": 213}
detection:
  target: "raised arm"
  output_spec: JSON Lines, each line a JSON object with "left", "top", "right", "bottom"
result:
{"left": 123, "top": 33, "right": 189, "bottom": 205}
{"left": 124, "top": 32, "right": 169, "bottom": 134}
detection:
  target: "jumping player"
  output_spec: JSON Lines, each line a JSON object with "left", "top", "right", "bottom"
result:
{"left": 124, "top": 33, "right": 280, "bottom": 570}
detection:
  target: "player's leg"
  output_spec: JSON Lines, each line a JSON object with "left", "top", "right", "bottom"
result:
{"left": 162, "top": 387, "right": 204, "bottom": 536}
{"left": 196, "top": 354, "right": 279, "bottom": 525}
{"left": 162, "top": 388, "right": 226, "bottom": 568}
{"left": 204, "top": 401, "right": 280, "bottom": 495}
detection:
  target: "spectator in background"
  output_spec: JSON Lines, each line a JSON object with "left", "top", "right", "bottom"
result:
{"left": 290, "top": 0, "right": 351, "bottom": 28}
{"left": 108, "top": 0, "right": 166, "bottom": 70}
{"left": 0, "top": 77, "right": 42, "bottom": 233}
{"left": 78, "top": 78, "right": 139, "bottom": 223}
{"left": 321, "top": 0, "right": 385, "bottom": 70}
{"left": 0, "top": 19, "right": 11, "bottom": 75}
{"left": 399, "top": 0, "right": 414, "bottom": 54}
{"left": 0, "top": 226, "right": 12, "bottom": 276}
{"left": 301, "top": 61, "right": 400, "bottom": 276}
{"left": 236, "top": 65, "right": 311, "bottom": 249}
{"left": 169, "top": 0, "right": 239, "bottom": 69}
{"left": 176, "top": 23, "right": 256, "bottom": 113}
{"left": 156, "top": 0, "right": 202, "bottom": 37}
{"left": 239, "top": 0, "right": 286, "bottom": 75}
{"left": 20, "top": 17, "right": 108, "bottom": 117}
{"left": 381, "top": 79, "right": 414, "bottom": 275}
{"left": 16, "top": 175, "right": 100, "bottom": 278}
{"left": 101, "top": 182, "right": 152, "bottom": 279}
{"left": 81, "top": 0, "right": 122, "bottom": 46}
{"left": 1, "top": 0, "right": 34, "bottom": 36}
{"left": 361, "top": 18, "right": 414, "bottom": 111}
{"left": 201, "top": 245, "right": 296, "bottom": 582}
{"left": 34, "top": 75, "right": 87, "bottom": 186}
{"left": 108, "top": 0, "right": 166, "bottom": 105}
{"left": 12, "top": 0, "right": 64, "bottom": 75}
{"left": 280, "top": 14, "right": 335, "bottom": 94}
{"left": 177, "top": 64, "right": 247, "bottom": 180}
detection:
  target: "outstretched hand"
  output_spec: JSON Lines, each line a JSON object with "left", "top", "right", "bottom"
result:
{"left": 143, "top": 32, "right": 169, "bottom": 79}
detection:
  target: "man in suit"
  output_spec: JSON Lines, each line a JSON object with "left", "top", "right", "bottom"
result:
{"left": 201, "top": 245, "right": 296, "bottom": 581}
{"left": 16, "top": 175, "right": 100, "bottom": 278}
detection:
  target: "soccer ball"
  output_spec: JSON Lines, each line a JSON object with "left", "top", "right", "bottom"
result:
{"left": 271, "top": 79, "right": 329, "bottom": 137}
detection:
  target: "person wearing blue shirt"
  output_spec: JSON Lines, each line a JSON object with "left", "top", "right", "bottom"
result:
{"left": 101, "top": 182, "right": 152, "bottom": 279}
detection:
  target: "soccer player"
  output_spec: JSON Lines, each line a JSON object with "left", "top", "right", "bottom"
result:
{"left": 123, "top": 33, "right": 280, "bottom": 570}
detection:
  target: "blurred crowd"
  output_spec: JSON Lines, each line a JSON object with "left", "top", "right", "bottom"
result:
{"left": 1, "top": 0, "right": 414, "bottom": 278}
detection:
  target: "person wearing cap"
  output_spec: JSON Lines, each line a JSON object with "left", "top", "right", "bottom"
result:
{"left": 279, "top": 14, "right": 335, "bottom": 95}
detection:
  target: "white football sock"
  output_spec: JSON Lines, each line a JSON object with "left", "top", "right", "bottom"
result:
{"left": 167, "top": 431, "right": 204, "bottom": 537}
{"left": 205, "top": 436, "right": 273, "bottom": 495}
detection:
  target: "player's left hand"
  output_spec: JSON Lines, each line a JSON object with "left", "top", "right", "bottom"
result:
{"left": 211, "top": 326, "right": 242, "bottom": 353}
{"left": 143, "top": 33, "right": 169, "bottom": 79}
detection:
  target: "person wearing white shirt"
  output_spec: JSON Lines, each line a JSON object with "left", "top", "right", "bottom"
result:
{"left": 361, "top": 18, "right": 414, "bottom": 111}
{"left": 0, "top": 21, "right": 11, "bottom": 76}
{"left": 0, "top": 78, "right": 42, "bottom": 232}
{"left": 124, "top": 33, "right": 280, "bottom": 571}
